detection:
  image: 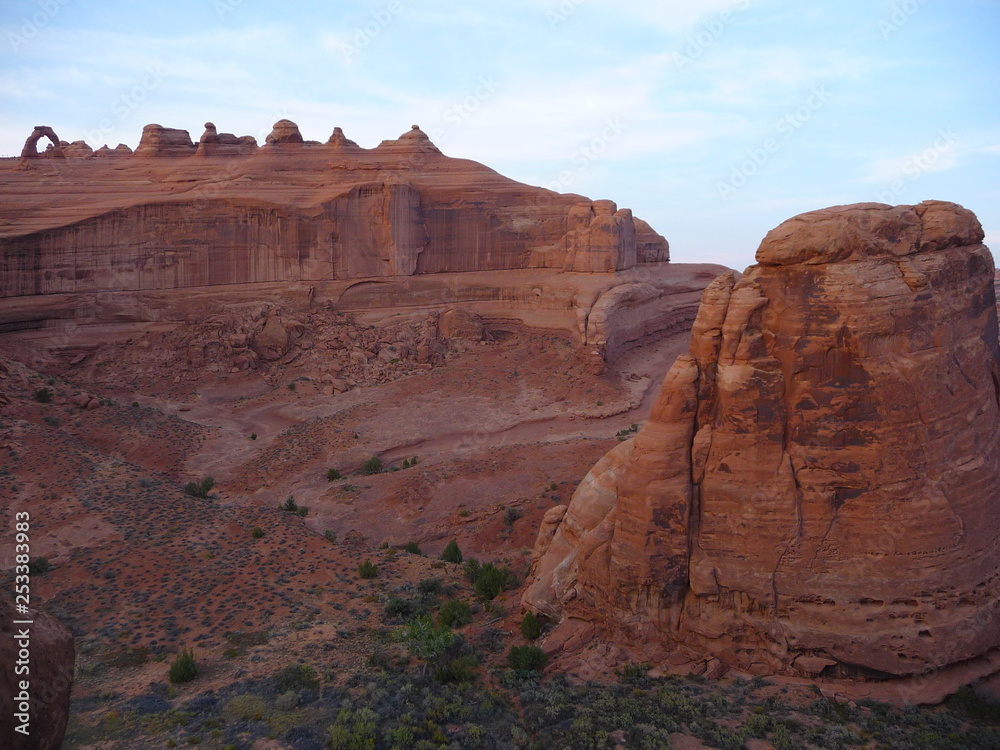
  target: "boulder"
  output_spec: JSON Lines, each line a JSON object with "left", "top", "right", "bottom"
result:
{"left": 265, "top": 119, "right": 304, "bottom": 146}
{"left": 524, "top": 201, "right": 1000, "bottom": 678}
{"left": 0, "top": 597, "right": 75, "bottom": 749}
{"left": 251, "top": 316, "right": 290, "bottom": 361}
{"left": 438, "top": 308, "right": 483, "bottom": 340}
{"left": 133, "top": 124, "right": 196, "bottom": 157}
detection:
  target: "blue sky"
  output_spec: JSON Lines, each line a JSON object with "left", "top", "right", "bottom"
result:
{"left": 1, "top": 0, "right": 998, "bottom": 271}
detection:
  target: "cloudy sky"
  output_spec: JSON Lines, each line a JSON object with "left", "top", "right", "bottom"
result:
{"left": 1, "top": 0, "right": 998, "bottom": 271}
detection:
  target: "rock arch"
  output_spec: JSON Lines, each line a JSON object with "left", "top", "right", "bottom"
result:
{"left": 21, "top": 125, "right": 62, "bottom": 158}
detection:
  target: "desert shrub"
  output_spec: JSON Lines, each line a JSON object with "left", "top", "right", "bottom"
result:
{"left": 520, "top": 611, "right": 541, "bottom": 640}
{"left": 404, "top": 541, "right": 422, "bottom": 555}
{"left": 223, "top": 693, "right": 267, "bottom": 722}
{"left": 462, "top": 558, "right": 481, "bottom": 582}
{"left": 251, "top": 527, "right": 264, "bottom": 539}
{"left": 385, "top": 597, "right": 414, "bottom": 620}
{"left": 435, "top": 654, "right": 479, "bottom": 684}
{"left": 440, "top": 539, "right": 463, "bottom": 564}
{"left": 507, "top": 645, "right": 546, "bottom": 672}
{"left": 438, "top": 599, "right": 472, "bottom": 628}
{"left": 947, "top": 686, "right": 1000, "bottom": 722}
{"left": 184, "top": 477, "right": 215, "bottom": 498}
{"left": 358, "top": 560, "right": 378, "bottom": 579}
{"left": 168, "top": 648, "right": 198, "bottom": 683}
{"left": 34, "top": 388, "right": 52, "bottom": 403}
{"left": 402, "top": 615, "right": 454, "bottom": 663}
{"left": 325, "top": 529, "right": 337, "bottom": 543}
{"left": 249, "top": 432, "right": 257, "bottom": 440}
{"left": 327, "top": 467, "right": 342, "bottom": 481}
{"left": 295, "top": 505, "right": 309, "bottom": 517}
{"left": 275, "top": 662, "right": 320, "bottom": 692}
{"left": 474, "top": 563, "right": 516, "bottom": 601}
{"left": 418, "top": 577, "right": 441, "bottom": 595}
{"left": 503, "top": 507, "right": 522, "bottom": 527}
{"left": 360, "top": 456, "right": 382, "bottom": 475}
{"left": 279, "top": 495, "right": 297, "bottom": 512}
{"left": 327, "top": 707, "right": 377, "bottom": 750}
{"left": 28, "top": 557, "right": 52, "bottom": 576}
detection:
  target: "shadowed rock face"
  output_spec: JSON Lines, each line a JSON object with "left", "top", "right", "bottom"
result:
{"left": 525, "top": 200, "right": 1000, "bottom": 678}
{"left": 0, "top": 597, "right": 75, "bottom": 749}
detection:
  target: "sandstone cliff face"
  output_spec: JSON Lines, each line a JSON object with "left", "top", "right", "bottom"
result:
{"left": 0, "top": 597, "right": 75, "bottom": 749}
{"left": 0, "top": 122, "right": 669, "bottom": 300}
{"left": 524, "top": 201, "right": 1000, "bottom": 678}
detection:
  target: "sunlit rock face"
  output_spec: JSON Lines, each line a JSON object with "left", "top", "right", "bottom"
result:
{"left": 525, "top": 200, "right": 1000, "bottom": 678}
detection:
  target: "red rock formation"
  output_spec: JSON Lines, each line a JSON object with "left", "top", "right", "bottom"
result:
{"left": 524, "top": 201, "right": 1000, "bottom": 679}
{"left": 19, "top": 126, "right": 61, "bottom": 158}
{"left": 133, "top": 124, "right": 197, "bottom": 157}
{"left": 0, "top": 121, "right": 695, "bottom": 363}
{"left": 0, "top": 597, "right": 75, "bottom": 749}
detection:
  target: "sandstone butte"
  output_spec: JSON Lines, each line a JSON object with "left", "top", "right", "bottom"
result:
{"left": 524, "top": 201, "right": 1000, "bottom": 694}
{"left": 0, "top": 122, "right": 725, "bottom": 366}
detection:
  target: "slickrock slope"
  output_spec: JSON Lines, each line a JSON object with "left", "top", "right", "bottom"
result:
{"left": 0, "top": 596, "right": 75, "bottom": 749}
{"left": 0, "top": 120, "right": 712, "bottom": 363}
{"left": 524, "top": 201, "right": 1000, "bottom": 680}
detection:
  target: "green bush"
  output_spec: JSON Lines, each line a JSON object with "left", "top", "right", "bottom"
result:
{"left": 168, "top": 648, "right": 198, "bottom": 683}
{"left": 440, "top": 540, "right": 463, "bottom": 564}
{"left": 34, "top": 388, "right": 52, "bottom": 404}
{"left": 295, "top": 505, "right": 309, "bottom": 517}
{"left": 402, "top": 615, "right": 454, "bottom": 663}
{"left": 325, "top": 529, "right": 337, "bottom": 543}
{"left": 28, "top": 557, "right": 52, "bottom": 576}
{"left": 327, "top": 467, "right": 342, "bottom": 481}
{"left": 463, "top": 558, "right": 482, "bottom": 583}
{"left": 385, "top": 597, "right": 414, "bottom": 619}
{"left": 418, "top": 577, "right": 441, "bottom": 595}
{"left": 474, "top": 563, "right": 516, "bottom": 601}
{"left": 438, "top": 599, "right": 472, "bottom": 628}
{"left": 249, "top": 432, "right": 257, "bottom": 441}
{"left": 184, "top": 477, "right": 215, "bottom": 498}
{"left": 251, "top": 527, "right": 264, "bottom": 539}
{"left": 503, "top": 507, "right": 522, "bottom": 527}
{"left": 358, "top": 560, "right": 378, "bottom": 579}
{"left": 520, "top": 611, "right": 541, "bottom": 640}
{"left": 360, "top": 456, "right": 382, "bottom": 475}
{"left": 404, "top": 541, "right": 422, "bottom": 555}
{"left": 279, "top": 495, "right": 297, "bottom": 512}
{"left": 435, "top": 654, "right": 479, "bottom": 684}
{"left": 507, "top": 645, "right": 547, "bottom": 672}
{"left": 275, "top": 662, "right": 320, "bottom": 692}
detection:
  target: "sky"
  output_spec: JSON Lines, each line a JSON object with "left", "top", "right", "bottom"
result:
{"left": 1, "top": 0, "right": 998, "bottom": 272}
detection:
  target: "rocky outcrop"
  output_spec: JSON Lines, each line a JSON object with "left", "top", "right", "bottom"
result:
{"left": 20, "top": 126, "right": 61, "bottom": 158}
{"left": 265, "top": 119, "right": 304, "bottom": 146}
{"left": 0, "top": 596, "right": 75, "bottom": 749}
{"left": 524, "top": 201, "right": 1000, "bottom": 679}
{"left": 196, "top": 122, "right": 257, "bottom": 157}
{"left": 133, "top": 124, "right": 196, "bottom": 157}
{"left": 0, "top": 120, "right": 696, "bottom": 362}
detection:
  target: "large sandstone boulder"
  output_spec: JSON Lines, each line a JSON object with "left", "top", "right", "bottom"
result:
{"left": 251, "top": 316, "right": 291, "bottom": 361}
{"left": 0, "top": 597, "right": 75, "bottom": 749}
{"left": 133, "top": 124, "right": 196, "bottom": 157}
{"left": 265, "top": 119, "right": 304, "bottom": 146}
{"left": 524, "top": 201, "right": 1000, "bottom": 679}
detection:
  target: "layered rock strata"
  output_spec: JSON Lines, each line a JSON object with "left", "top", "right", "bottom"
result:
{"left": 0, "top": 120, "right": 701, "bottom": 362}
{"left": 524, "top": 201, "right": 1000, "bottom": 679}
